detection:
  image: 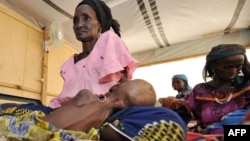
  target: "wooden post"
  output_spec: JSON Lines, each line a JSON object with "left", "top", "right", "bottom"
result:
{"left": 41, "top": 27, "right": 50, "bottom": 105}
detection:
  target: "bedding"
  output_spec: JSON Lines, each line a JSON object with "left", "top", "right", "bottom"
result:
{"left": 0, "top": 103, "right": 226, "bottom": 141}
{"left": 0, "top": 103, "right": 188, "bottom": 141}
{"left": 0, "top": 103, "right": 99, "bottom": 141}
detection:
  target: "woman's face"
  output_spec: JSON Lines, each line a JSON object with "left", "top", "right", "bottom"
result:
{"left": 213, "top": 55, "right": 244, "bottom": 82}
{"left": 73, "top": 4, "right": 101, "bottom": 42}
{"left": 172, "top": 78, "right": 186, "bottom": 92}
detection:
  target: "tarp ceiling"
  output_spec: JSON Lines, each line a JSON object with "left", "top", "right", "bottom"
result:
{"left": 1, "top": 0, "right": 250, "bottom": 66}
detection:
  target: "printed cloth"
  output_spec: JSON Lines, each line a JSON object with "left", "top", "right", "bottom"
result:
{"left": 104, "top": 106, "right": 187, "bottom": 141}
{"left": 49, "top": 31, "right": 139, "bottom": 108}
{"left": 0, "top": 103, "right": 53, "bottom": 117}
{"left": 0, "top": 108, "right": 98, "bottom": 141}
{"left": 187, "top": 131, "right": 224, "bottom": 141}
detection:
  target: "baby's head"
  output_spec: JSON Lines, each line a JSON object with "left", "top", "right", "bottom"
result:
{"left": 109, "top": 79, "right": 156, "bottom": 108}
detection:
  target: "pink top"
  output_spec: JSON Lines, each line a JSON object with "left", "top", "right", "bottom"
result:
{"left": 49, "top": 31, "right": 139, "bottom": 108}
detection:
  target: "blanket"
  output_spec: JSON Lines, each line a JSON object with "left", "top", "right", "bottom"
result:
{"left": 0, "top": 103, "right": 98, "bottom": 141}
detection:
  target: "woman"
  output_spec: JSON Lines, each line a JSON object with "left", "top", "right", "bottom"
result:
{"left": 158, "top": 74, "right": 192, "bottom": 125}
{"left": 172, "top": 74, "right": 192, "bottom": 101}
{"left": 188, "top": 44, "right": 250, "bottom": 134}
{"left": 49, "top": 0, "right": 139, "bottom": 109}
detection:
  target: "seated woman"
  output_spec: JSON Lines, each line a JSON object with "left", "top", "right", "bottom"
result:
{"left": 158, "top": 74, "right": 193, "bottom": 125}
{"left": 188, "top": 44, "right": 250, "bottom": 134}
{"left": 0, "top": 79, "right": 187, "bottom": 141}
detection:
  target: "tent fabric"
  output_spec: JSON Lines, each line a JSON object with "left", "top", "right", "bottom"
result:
{"left": 134, "top": 29, "right": 250, "bottom": 66}
{"left": 1, "top": 0, "right": 250, "bottom": 66}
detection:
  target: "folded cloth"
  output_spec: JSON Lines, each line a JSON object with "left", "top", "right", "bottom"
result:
{"left": 106, "top": 106, "right": 187, "bottom": 141}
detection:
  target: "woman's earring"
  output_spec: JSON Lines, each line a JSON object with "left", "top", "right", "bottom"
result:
{"left": 98, "top": 28, "right": 102, "bottom": 33}
{"left": 98, "top": 28, "right": 102, "bottom": 37}
{"left": 238, "top": 70, "right": 243, "bottom": 76}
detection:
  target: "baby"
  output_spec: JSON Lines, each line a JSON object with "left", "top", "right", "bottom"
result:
{"left": 42, "top": 79, "right": 156, "bottom": 132}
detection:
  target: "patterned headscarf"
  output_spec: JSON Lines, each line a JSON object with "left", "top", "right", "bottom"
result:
{"left": 172, "top": 74, "right": 192, "bottom": 91}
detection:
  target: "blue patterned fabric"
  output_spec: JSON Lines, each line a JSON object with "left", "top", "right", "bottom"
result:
{"left": 107, "top": 106, "right": 187, "bottom": 141}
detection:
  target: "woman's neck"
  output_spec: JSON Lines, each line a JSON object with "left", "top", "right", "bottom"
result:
{"left": 82, "top": 38, "right": 98, "bottom": 53}
{"left": 208, "top": 78, "right": 233, "bottom": 91}
{"left": 74, "top": 40, "right": 97, "bottom": 63}
{"left": 177, "top": 88, "right": 187, "bottom": 93}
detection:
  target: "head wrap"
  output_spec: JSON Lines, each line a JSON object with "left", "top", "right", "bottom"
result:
{"left": 203, "top": 44, "right": 247, "bottom": 82}
{"left": 206, "top": 44, "right": 245, "bottom": 62}
{"left": 172, "top": 74, "right": 192, "bottom": 90}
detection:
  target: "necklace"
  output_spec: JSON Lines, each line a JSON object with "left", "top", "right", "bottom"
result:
{"left": 196, "top": 86, "right": 250, "bottom": 104}
{"left": 214, "top": 93, "right": 232, "bottom": 104}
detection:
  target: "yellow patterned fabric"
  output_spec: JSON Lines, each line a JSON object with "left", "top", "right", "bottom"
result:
{"left": 0, "top": 110, "right": 98, "bottom": 141}
{"left": 135, "top": 120, "right": 185, "bottom": 141}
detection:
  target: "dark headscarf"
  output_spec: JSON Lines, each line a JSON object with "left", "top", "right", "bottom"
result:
{"left": 203, "top": 44, "right": 250, "bottom": 87}
{"left": 76, "top": 0, "right": 121, "bottom": 37}
{"left": 206, "top": 44, "right": 245, "bottom": 62}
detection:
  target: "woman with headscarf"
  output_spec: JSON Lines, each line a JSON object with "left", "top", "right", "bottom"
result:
{"left": 158, "top": 74, "right": 193, "bottom": 125}
{"left": 188, "top": 44, "right": 250, "bottom": 134}
{"left": 49, "top": 0, "right": 139, "bottom": 109}
{"left": 172, "top": 74, "right": 192, "bottom": 101}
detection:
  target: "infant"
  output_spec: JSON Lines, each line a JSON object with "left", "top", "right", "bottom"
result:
{"left": 42, "top": 79, "right": 156, "bottom": 132}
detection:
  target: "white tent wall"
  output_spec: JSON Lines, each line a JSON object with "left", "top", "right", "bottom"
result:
{"left": 133, "top": 29, "right": 250, "bottom": 67}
